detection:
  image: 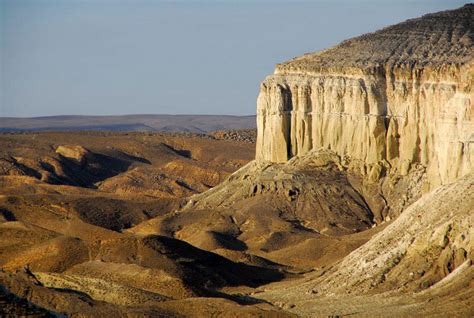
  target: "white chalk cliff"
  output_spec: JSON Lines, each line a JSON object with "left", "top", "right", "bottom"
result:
{"left": 256, "top": 4, "right": 474, "bottom": 188}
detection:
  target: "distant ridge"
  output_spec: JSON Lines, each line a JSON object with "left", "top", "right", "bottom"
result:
{"left": 0, "top": 114, "right": 256, "bottom": 133}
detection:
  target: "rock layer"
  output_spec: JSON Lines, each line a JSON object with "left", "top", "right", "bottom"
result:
{"left": 256, "top": 5, "right": 474, "bottom": 188}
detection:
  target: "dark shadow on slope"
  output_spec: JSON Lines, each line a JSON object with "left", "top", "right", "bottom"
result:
{"left": 0, "top": 285, "right": 60, "bottom": 318}
{"left": 54, "top": 152, "right": 136, "bottom": 188}
{"left": 162, "top": 144, "right": 192, "bottom": 159}
{"left": 3, "top": 157, "right": 42, "bottom": 179}
{"left": 141, "top": 235, "right": 287, "bottom": 296}
{"left": 0, "top": 208, "right": 17, "bottom": 221}
{"left": 116, "top": 151, "right": 151, "bottom": 164}
{"left": 208, "top": 231, "right": 248, "bottom": 251}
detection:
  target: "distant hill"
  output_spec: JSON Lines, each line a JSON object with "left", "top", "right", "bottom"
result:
{"left": 0, "top": 114, "right": 256, "bottom": 133}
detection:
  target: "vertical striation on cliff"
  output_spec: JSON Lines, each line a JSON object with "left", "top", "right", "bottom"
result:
{"left": 256, "top": 4, "right": 473, "bottom": 187}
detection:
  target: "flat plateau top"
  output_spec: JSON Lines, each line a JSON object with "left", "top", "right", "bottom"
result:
{"left": 277, "top": 4, "right": 474, "bottom": 72}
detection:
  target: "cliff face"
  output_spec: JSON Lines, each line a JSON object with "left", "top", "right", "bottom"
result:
{"left": 256, "top": 5, "right": 473, "bottom": 187}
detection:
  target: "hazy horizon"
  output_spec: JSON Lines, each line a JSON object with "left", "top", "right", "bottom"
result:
{"left": 2, "top": 113, "right": 257, "bottom": 119}
{"left": 1, "top": 0, "right": 466, "bottom": 117}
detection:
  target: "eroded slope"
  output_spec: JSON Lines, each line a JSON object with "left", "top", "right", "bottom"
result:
{"left": 257, "top": 173, "right": 473, "bottom": 317}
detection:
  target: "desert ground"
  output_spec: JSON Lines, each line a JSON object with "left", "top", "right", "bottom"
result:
{"left": 0, "top": 130, "right": 472, "bottom": 317}
{"left": 0, "top": 130, "right": 290, "bottom": 317}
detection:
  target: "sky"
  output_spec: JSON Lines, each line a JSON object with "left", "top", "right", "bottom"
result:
{"left": 0, "top": 0, "right": 466, "bottom": 117}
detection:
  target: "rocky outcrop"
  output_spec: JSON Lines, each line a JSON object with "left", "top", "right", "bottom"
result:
{"left": 256, "top": 4, "right": 474, "bottom": 188}
{"left": 55, "top": 145, "right": 90, "bottom": 165}
{"left": 180, "top": 150, "right": 375, "bottom": 235}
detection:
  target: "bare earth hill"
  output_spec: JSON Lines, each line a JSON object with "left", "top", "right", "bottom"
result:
{"left": 0, "top": 132, "right": 290, "bottom": 317}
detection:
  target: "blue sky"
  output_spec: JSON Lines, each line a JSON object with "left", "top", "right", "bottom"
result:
{"left": 0, "top": 0, "right": 466, "bottom": 117}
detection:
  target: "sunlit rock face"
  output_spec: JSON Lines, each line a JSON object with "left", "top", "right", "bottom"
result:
{"left": 256, "top": 5, "right": 473, "bottom": 188}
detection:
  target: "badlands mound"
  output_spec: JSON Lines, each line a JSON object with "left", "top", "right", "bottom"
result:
{"left": 258, "top": 173, "right": 473, "bottom": 316}
{"left": 1, "top": 132, "right": 293, "bottom": 316}
{"left": 130, "top": 150, "right": 388, "bottom": 270}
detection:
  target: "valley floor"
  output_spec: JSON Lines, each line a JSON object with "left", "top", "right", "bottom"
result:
{"left": 0, "top": 131, "right": 472, "bottom": 317}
